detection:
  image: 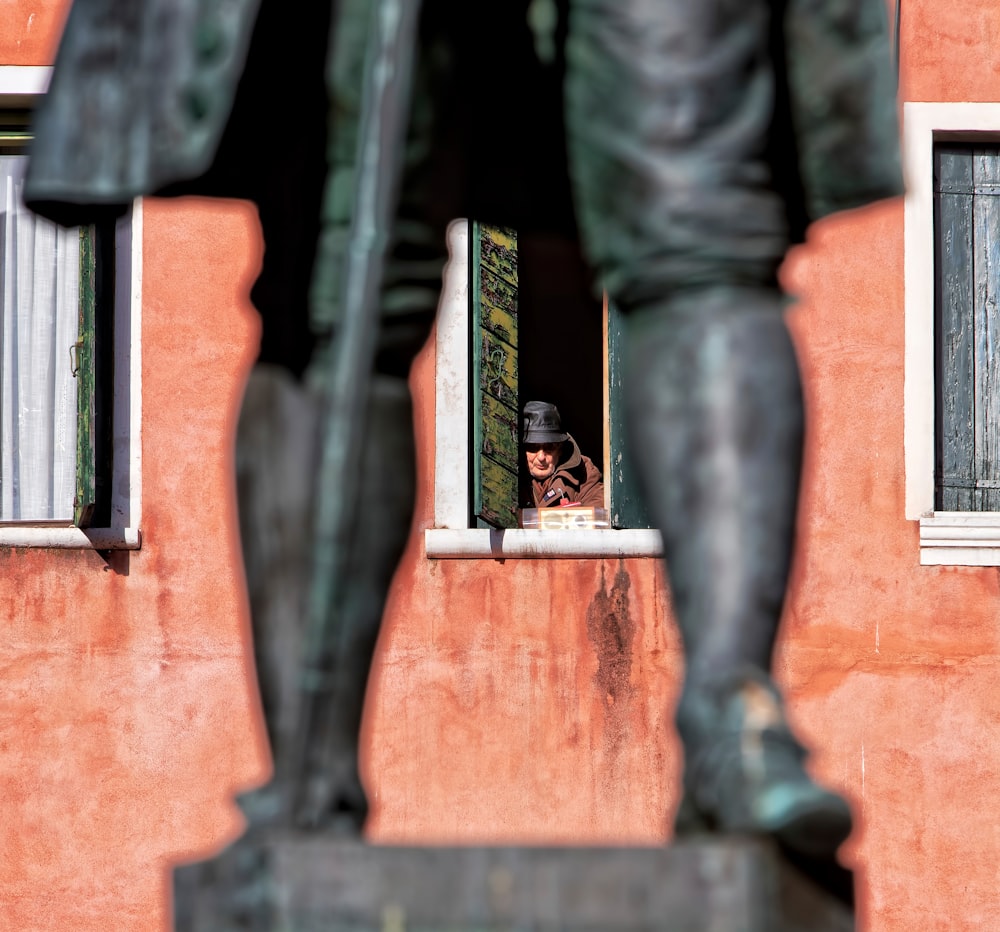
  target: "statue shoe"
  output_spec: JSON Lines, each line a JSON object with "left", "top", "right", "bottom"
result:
{"left": 674, "top": 673, "right": 852, "bottom": 859}
{"left": 293, "top": 748, "right": 370, "bottom": 835}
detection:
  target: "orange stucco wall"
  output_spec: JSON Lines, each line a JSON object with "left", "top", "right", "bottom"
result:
{"left": 0, "top": 1, "right": 66, "bottom": 65}
{"left": 3, "top": 2, "right": 1000, "bottom": 931}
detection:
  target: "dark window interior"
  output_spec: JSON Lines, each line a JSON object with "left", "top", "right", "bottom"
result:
{"left": 516, "top": 231, "right": 605, "bottom": 506}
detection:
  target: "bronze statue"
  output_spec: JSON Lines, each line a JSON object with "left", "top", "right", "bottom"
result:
{"left": 24, "top": 0, "right": 901, "bottom": 864}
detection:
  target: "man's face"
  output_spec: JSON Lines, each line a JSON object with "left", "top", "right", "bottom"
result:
{"left": 525, "top": 442, "right": 562, "bottom": 479}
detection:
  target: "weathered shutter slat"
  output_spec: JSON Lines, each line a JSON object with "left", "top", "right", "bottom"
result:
{"left": 471, "top": 222, "right": 519, "bottom": 529}
{"left": 935, "top": 145, "right": 976, "bottom": 510}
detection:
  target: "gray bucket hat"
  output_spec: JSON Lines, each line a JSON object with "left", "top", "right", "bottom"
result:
{"left": 522, "top": 401, "right": 569, "bottom": 444}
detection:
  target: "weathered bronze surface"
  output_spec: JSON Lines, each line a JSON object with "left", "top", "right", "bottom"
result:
{"left": 25, "top": 0, "right": 900, "bottom": 923}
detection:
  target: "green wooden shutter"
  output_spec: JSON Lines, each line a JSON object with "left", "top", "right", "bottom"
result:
{"left": 73, "top": 219, "right": 114, "bottom": 528}
{"left": 471, "top": 222, "right": 520, "bottom": 529}
{"left": 74, "top": 225, "right": 98, "bottom": 527}
{"left": 934, "top": 144, "right": 1000, "bottom": 511}
{"left": 606, "top": 298, "right": 651, "bottom": 528}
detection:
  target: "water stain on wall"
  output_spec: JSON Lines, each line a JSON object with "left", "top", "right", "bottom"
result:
{"left": 586, "top": 560, "right": 636, "bottom": 757}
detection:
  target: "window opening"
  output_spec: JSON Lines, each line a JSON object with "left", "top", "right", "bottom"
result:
{"left": 934, "top": 141, "right": 1000, "bottom": 512}
{"left": 0, "top": 118, "right": 114, "bottom": 525}
{"left": 470, "top": 220, "right": 649, "bottom": 530}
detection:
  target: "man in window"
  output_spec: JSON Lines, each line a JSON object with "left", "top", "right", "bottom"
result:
{"left": 522, "top": 400, "right": 604, "bottom": 509}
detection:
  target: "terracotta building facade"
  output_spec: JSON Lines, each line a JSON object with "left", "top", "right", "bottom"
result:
{"left": 2, "top": 2, "right": 1000, "bottom": 930}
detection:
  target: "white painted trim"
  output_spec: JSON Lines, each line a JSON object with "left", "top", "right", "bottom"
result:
{"left": 433, "top": 219, "right": 471, "bottom": 530}
{"left": 902, "top": 102, "right": 938, "bottom": 520}
{"left": 429, "top": 220, "right": 664, "bottom": 560}
{"left": 0, "top": 66, "right": 51, "bottom": 98}
{"left": 113, "top": 199, "right": 143, "bottom": 536}
{"left": 904, "top": 102, "right": 1000, "bottom": 565}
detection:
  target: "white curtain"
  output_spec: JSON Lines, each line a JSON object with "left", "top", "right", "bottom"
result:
{"left": 0, "top": 155, "right": 80, "bottom": 522}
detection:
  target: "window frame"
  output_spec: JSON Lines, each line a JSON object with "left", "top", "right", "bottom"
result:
{"left": 0, "top": 67, "right": 141, "bottom": 550}
{"left": 425, "top": 219, "right": 662, "bottom": 559}
{"left": 904, "top": 101, "right": 1000, "bottom": 565}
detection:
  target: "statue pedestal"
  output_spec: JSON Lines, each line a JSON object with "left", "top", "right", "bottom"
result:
{"left": 173, "top": 834, "right": 854, "bottom": 931}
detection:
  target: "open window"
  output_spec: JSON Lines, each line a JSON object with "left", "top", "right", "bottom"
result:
{"left": 426, "top": 219, "right": 662, "bottom": 559}
{"left": 469, "top": 220, "right": 650, "bottom": 530}
{"left": 0, "top": 67, "right": 140, "bottom": 549}
{"left": 904, "top": 102, "right": 1000, "bottom": 564}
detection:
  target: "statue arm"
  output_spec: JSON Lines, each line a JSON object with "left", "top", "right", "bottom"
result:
{"left": 25, "top": 0, "right": 263, "bottom": 224}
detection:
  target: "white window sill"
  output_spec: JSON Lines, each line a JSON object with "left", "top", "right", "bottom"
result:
{"left": 0, "top": 66, "right": 51, "bottom": 101}
{"left": 0, "top": 526, "right": 141, "bottom": 549}
{"left": 424, "top": 527, "right": 662, "bottom": 559}
{"left": 919, "top": 513, "right": 1000, "bottom": 565}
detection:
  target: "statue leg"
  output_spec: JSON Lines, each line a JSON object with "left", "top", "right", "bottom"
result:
{"left": 564, "top": 0, "right": 851, "bottom": 857}
{"left": 234, "top": 307, "right": 434, "bottom": 835}
{"left": 622, "top": 289, "right": 851, "bottom": 857}
{"left": 291, "top": 359, "right": 423, "bottom": 832}
{"left": 282, "top": 0, "right": 452, "bottom": 830}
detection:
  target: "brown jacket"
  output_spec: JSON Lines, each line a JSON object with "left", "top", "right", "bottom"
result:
{"left": 530, "top": 436, "right": 605, "bottom": 509}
